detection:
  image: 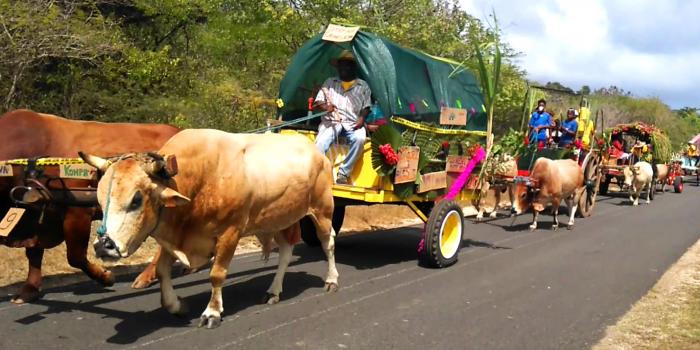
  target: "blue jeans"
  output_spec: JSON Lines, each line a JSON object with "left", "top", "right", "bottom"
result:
{"left": 316, "top": 123, "right": 367, "bottom": 177}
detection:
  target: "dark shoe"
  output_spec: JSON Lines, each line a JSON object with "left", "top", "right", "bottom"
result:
{"left": 336, "top": 173, "right": 350, "bottom": 184}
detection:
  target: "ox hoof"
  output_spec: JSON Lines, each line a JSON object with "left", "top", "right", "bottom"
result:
{"left": 567, "top": 224, "right": 574, "bottom": 231}
{"left": 101, "top": 271, "right": 115, "bottom": 287}
{"left": 198, "top": 315, "right": 222, "bottom": 329}
{"left": 551, "top": 225, "right": 559, "bottom": 231}
{"left": 11, "top": 285, "right": 43, "bottom": 304}
{"left": 475, "top": 216, "right": 483, "bottom": 222}
{"left": 489, "top": 212, "right": 498, "bottom": 219}
{"left": 131, "top": 277, "right": 155, "bottom": 289}
{"left": 529, "top": 225, "right": 537, "bottom": 232}
{"left": 262, "top": 293, "right": 280, "bottom": 305}
{"left": 165, "top": 297, "right": 189, "bottom": 317}
{"left": 325, "top": 282, "right": 339, "bottom": 293}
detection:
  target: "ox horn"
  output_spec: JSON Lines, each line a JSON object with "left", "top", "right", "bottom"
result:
{"left": 78, "top": 152, "right": 111, "bottom": 173}
{"left": 144, "top": 153, "right": 178, "bottom": 178}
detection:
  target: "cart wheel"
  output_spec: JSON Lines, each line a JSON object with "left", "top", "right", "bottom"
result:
{"left": 577, "top": 152, "right": 600, "bottom": 218}
{"left": 674, "top": 176, "right": 684, "bottom": 193}
{"left": 649, "top": 180, "right": 656, "bottom": 201}
{"left": 419, "top": 200, "right": 464, "bottom": 268}
{"left": 300, "top": 205, "right": 346, "bottom": 247}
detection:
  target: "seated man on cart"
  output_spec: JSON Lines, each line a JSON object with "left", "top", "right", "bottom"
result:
{"left": 528, "top": 98, "right": 555, "bottom": 148}
{"left": 558, "top": 108, "right": 579, "bottom": 148}
{"left": 313, "top": 50, "right": 372, "bottom": 184}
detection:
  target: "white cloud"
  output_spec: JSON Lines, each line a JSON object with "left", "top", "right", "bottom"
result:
{"left": 459, "top": 0, "right": 700, "bottom": 108}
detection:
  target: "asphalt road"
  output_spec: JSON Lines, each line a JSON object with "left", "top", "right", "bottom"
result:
{"left": 1, "top": 179, "right": 699, "bottom": 350}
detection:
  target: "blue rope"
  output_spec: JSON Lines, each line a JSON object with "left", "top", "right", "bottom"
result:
{"left": 244, "top": 111, "right": 327, "bottom": 134}
{"left": 96, "top": 170, "right": 116, "bottom": 237}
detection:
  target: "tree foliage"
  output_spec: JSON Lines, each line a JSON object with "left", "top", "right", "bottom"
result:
{"left": 0, "top": 0, "right": 696, "bottom": 147}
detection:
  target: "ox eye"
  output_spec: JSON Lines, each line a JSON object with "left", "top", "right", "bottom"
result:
{"left": 520, "top": 193, "right": 526, "bottom": 199}
{"left": 129, "top": 191, "right": 143, "bottom": 211}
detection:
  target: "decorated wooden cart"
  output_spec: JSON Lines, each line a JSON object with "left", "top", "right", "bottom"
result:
{"left": 271, "top": 25, "right": 493, "bottom": 268}
{"left": 599, "top": 122, "right": 681, "bottom": 195}
{"left": 510, "top": 86, "right": 603, "bottom": 218}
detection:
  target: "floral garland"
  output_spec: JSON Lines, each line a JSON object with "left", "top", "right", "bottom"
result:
{"left": 611, "top": 122, "right": 657, "bottom": 137}
{"left": 378, "top": 144, "right": 399, "bottom": 165}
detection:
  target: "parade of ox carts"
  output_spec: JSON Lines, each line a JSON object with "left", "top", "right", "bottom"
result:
{"left": 0, "top": 24, "right": 684, "bottom": 328}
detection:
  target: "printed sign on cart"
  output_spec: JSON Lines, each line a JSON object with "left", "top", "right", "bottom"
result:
{"left": 322, "top": 24, "right": 360, "bottom": 42}
{"left": 0, "top": 162, "right": 12, "bottom": 177}
{"left": 60, "top": 164, "right": 96, "bottom": 180}
{"left": 418, "top": 171, "right": 447, "bottom": 193}
{"left": 394, "top": 146, "right": 420, "bottom": 184}
{"left": 0, "top": 208, "right": 25, "bottom": 237}
{"left": 446, "top": 155, "right": 469, "bottom": 173}
{"left": 440, "top": 107, "right": 467, "bottom": 126}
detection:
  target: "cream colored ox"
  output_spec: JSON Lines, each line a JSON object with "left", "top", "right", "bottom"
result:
{"left": 512, "top": 158, "right": 585, "bottom": 231}
{"left": 80, "top": 129, "right": 338, "bottom": 329}
{"left": 623, "top": 161, "right": 654, "bottom": 206}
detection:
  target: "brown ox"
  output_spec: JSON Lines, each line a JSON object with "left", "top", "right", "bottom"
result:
{"left": 0, "top": 109, "right": 178, "bottom": 303}
{"left": 512, "top": 158, "right": 585, "bottom": 231}
{"left": 654, "top": 163, "right": 669, "bottom": 192}
{"left": 80, "top": 129, "right": 338, "bottom": 329}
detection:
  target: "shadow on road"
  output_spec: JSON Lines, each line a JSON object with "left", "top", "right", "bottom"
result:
{"left": 6, "top": 223, "right": 523, "bottom": 343}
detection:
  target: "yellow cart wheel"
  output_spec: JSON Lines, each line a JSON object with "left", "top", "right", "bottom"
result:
{"left": 419, "top": 200, "right": 464, "bottom": 268}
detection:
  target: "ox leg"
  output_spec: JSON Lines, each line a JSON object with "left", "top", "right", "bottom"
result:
{"left": 566, "top": 192, "right": 581, "bottom": 230}
{"left": 263, "top": 226, "right": 297, "bottom": 305}
{"left": 11, "top": 248, "right": 44, "bottom": 304}
{"left": 490, "top": 185, "right": 501, "bottom": 219}
{"left": 551, "top": 201, "right": 560, "bottom": 231}
{"left": 529, "top": 211, "right": 539, "bottom": 231}
{"left": 199, "top": 228, "right": 240, "bottom": 329}
{"left": 507, "top": 183, "right": 515, "bottom": 212}
{"left": 313, "top": 215, "right": 339, "bottom": 292}
{"left": 64, "top": 208, "right": 114, "bottom": 286}
{"left": 646, "top": 182, "right": 652, "bottom": 204}
{"left": 157, "top": 250, "right": 188, "bottom": 317}
{"left": 630, "top": 185, "right": 639, "bottom": 206}
{"left": 476, "top": 183, "right": 489, "bottom": 221}
{"left": 131, "top": 248, "right": 161, "bottom": 289}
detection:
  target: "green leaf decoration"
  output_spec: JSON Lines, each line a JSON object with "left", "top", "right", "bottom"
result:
{"left": 371, "top": 124, "right": 403, "bottom": 177}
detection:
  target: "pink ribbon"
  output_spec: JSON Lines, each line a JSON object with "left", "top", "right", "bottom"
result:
{"left": 444, "top": 147, "right": 486, "bottom": 201}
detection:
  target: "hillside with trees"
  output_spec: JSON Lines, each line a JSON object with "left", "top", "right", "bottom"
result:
{"left": 1, "top": 0, "right": 697, "bottom": 147}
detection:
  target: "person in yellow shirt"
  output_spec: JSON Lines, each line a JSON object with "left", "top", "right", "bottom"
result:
{"left": 687, "top": 142, "right": 699, "bottom": 166}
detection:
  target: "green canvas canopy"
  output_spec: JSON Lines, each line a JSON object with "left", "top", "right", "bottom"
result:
{"left": 277, "top": 29, "right": 486, "bottom": 131}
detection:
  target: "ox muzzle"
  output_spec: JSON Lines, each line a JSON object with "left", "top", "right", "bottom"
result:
{"left": 94, "top": 235, "right": 122, "bottom": 261}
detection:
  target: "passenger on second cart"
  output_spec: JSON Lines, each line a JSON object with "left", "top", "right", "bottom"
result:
{"left": 558, "top": 108, "right": 579, "bottom": 148}
{"left": 528, "top": 99, "right": 555, "bottom": 149}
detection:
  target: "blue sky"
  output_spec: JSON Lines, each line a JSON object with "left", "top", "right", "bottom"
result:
{"left": 459, "top": 0, "right": 699, "bottom": 109}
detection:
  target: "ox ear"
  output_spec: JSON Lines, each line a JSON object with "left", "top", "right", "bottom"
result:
{"left": 159, "top": 187, "right": 190, "bottom": 208}
{"left": 78, "top": 152, "right": 110, "bottom": 172}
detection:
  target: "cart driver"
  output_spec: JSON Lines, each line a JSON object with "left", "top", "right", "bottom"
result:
{"left": 528, "top": 99, "right": 555, "bottom": 148}
{"left": 313, "top": 50, "right": 372, "bottom": 184}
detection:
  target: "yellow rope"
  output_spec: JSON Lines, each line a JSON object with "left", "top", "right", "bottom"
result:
{"left": 391, "top": 117, "right": 487, "bottom": 137}
{"left": 2, "top": 158, "right": 87, "bottom": 166}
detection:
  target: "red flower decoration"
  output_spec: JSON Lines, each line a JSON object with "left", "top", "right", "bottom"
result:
{"left": 378, "top": 144, "right": 399, "bottom": 166}
{"left": 442, "top": 141, "right": 450, "bottom": 149}
{"left": 537, "top": 141, "right": 544, "bottom": 151}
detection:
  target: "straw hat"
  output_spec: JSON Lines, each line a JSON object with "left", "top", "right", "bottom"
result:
{"left": 330, "top": 50, "right": 356, "bottom": 66}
